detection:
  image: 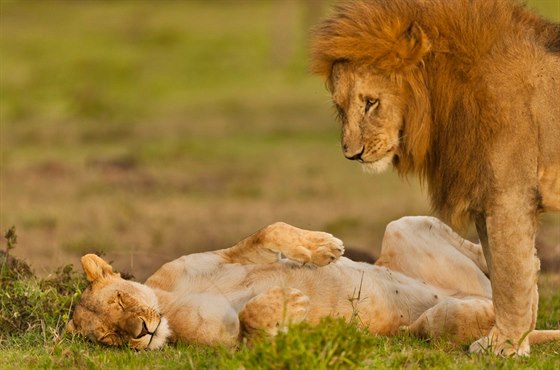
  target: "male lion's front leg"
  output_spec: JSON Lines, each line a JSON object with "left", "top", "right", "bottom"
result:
{"left": 219, "top": 222, "right": 344, "bottom": 266}
{"left": 470, "top": 204, "right": 540, "bottom": 356}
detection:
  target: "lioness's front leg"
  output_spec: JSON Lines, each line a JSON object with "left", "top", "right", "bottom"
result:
{"left": 407, "top": 297, "right": 495, "bottom": 343}
{"left": 408, "top": 297, "right": 559, "bottom": 346}
{"left": 219, "top": 222, "right": 344, "bottom": 266}
{"left": 470, "top": 200, "right": 540, "bottom": 356}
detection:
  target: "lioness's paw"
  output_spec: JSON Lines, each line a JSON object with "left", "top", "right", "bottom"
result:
{"left": 469, "top": 328, "right": 530, "bottom": 356}
{"left": 287, "top": 231, "right": 344, "bottom": 266}
{"left": 280, "top": 287, "right": 310, "bottom": 325}
{"left": 239, "top": 287, "right": 309, "bottom": 337}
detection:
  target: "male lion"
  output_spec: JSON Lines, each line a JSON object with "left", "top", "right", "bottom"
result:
{"left": 310, "top": 0, "right": 560, "bottom": 355}
{"left": 66, "top": 217, "right": 559, "bottom": 350}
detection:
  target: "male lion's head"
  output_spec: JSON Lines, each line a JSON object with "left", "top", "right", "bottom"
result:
{"left": 311, "top": 1, "right": 432, "bottom": 175}
{"left": 329, "top": 61, "right": 406, "bottom": 173}
{"left": 66, "top": 254, "right": 171, "bottom": 350}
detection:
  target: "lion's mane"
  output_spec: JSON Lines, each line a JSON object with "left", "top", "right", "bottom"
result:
{"left": 311, "top": 0, "right": 559, "bottom": 227}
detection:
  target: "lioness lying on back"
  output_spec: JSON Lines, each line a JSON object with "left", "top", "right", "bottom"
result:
{"left": 66, "top": 217, "right": 559, "bottom": 350}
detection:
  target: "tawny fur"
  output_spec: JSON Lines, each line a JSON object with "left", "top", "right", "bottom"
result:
{"left": 66, "top": 218, "right": 559, "bottom": 350}
{"left": 310, "top": 0, "right": 559, "bottom": 355}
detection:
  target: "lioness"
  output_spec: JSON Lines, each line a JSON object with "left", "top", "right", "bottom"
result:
{"left": 66, "top": 216, "right": 559, "bottom": 350}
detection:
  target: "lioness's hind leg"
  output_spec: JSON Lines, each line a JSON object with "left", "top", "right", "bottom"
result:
{"left": 527, "top": 330, "right": 560, "bottom": 345}
{"left": 221, "top": 222, "right": 344, "bottom": 266}
{"left": 377, "top": 217, "right": 491, "bottom": 297}
{"left": 239, "top": 287, "right": 309, "bottom": 339}
{"left": 407, "top": 297, "right": 495, "bottom": 343}
{"left": 469, "top": 329, "right": 560, "bottom": 354}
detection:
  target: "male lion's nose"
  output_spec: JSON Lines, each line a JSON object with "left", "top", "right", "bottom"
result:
{"left": 344, "top": 146, "right": 365, "bottom": 161}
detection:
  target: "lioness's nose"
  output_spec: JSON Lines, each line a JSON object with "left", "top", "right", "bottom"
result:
{"left": 136, "top": 320, "right": 149, "bottom": 338}
{"left": 343, "top": 146, "right": 364, "bottom": 161}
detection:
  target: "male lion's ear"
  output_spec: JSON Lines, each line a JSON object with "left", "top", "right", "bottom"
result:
{"left": 81, "top": 254, "right": 116, "bottom": 282}
{"left": 327, "top": 60, "right": 349, "bottom": 92}
{"left": 378, "top": 22, "right": 431, "bottom": 71}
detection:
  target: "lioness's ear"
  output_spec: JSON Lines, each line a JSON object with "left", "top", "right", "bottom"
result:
{"left": 81, "top": 254, "right": 116, "bottom": 282}
{"left": 378, "top": 22, "right": 430, "bottom": 71}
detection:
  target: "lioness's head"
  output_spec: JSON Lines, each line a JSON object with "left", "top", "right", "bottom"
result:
{"left": 66, "top": 254, "right": 170, "bottom": 350}
{"left": 311, "top": 1, "right": 432, "bottom": 175}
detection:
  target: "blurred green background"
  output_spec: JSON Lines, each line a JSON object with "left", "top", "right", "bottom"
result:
{"left": 1, "top": 0, "right": 559, "bottom": 280}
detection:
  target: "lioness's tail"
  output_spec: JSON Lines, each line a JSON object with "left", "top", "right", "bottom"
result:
{"left": 528, "top": 330, "right": 560, "bottom": 345}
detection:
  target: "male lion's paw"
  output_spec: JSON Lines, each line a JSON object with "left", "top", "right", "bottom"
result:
{"left": 287, "top": 231, "right": 344, "bottom": 266}
{"left": 469, "top": 327, "right": 530, "bottom": 356}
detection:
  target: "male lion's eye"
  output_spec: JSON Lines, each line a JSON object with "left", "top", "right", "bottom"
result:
{"left": 365, "top": 98, "right": 379, "bottom": 113}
